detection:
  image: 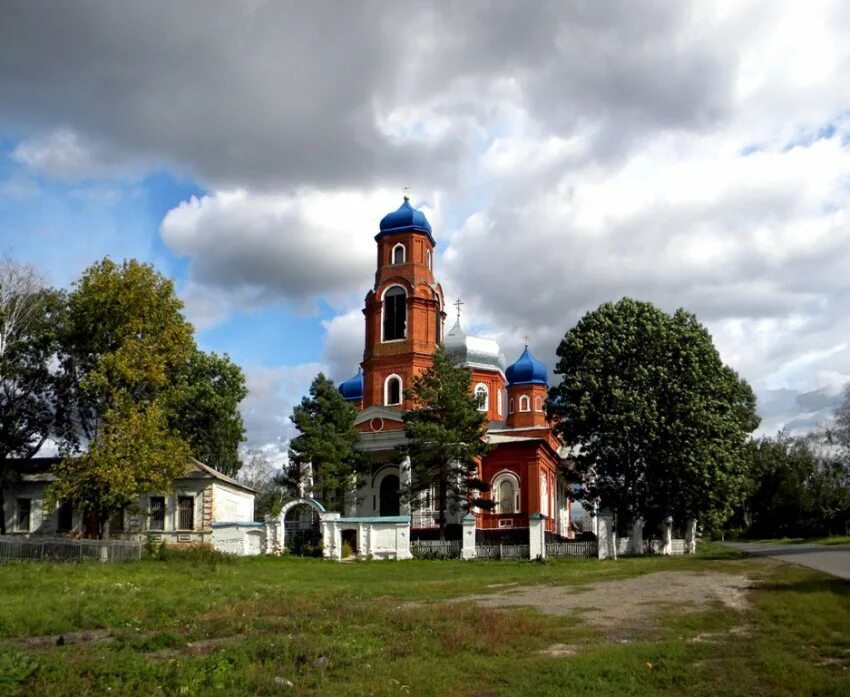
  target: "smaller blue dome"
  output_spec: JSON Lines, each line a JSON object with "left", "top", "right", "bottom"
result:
{"left": 377, "top": 197, "right": 434, "bottom": 244}
{"left": 338, "top": 371, "right": 364, "bottom": 401}
{"left": 506, "top": 346, "right": 548, "bottom": 386}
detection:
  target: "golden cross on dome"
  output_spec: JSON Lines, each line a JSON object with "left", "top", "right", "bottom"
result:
{"left": 454, "top": 298, "right": 464, "bottom": 321}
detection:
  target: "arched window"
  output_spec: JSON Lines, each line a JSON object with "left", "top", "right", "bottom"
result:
{"left": 435, "top": 294, "right": 442, "bottom": 343}
{"left": 426, "top": 249, "right": 432, "bottom": 270}
{"left": 379, "top": 473, "right": 400, "bottom": 516}
{"left": 509, "top": 398, "right": 515, "bottom": 414}
{"left": 392, "top": 243, "right": 406, "bottom": 264}
{"left": 385, "top": 375, "right": 402, "bottom": 406}
{"left": 474, "top": 383, "right": 488, "bottom": 411}
{"left": 497, "top": 389, "right": 503, "bottom": 416}
{"left": 519, "top": 395, "right": 530, "bottom": 412}
{"left": 534, "top": 396, "right": 544, "bottom": 412}
{"left": 383, "top": 286, "right": 407, "bottom": 341}
{"left": 492, "top": 471, "right": 520, "bottom": 514}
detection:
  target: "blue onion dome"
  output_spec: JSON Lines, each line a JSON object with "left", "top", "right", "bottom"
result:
{"left": 338, "top": 371, "right": 364, "bottom": 401}
{"left": 377, "top": 196, "right": 435, "bottom": 244}
{"left": 506, "top": 346, "right": 548, "bottom": 386}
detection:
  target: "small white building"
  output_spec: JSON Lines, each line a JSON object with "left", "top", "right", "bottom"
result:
{"left": 1, "top": 458, "right": 255, "bottom": 544}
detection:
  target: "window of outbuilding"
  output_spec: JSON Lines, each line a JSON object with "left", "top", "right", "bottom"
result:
{"left": 383, "top": 286, "right": 407, "bottom": 341}
{"left": 57, "top": 500, "right": 73, "bottom": 532}
{"left": 16, "top": 498, "right": 30, "bottom": 532}
{"left": 178, "top": 496, "right": 195, "bottom": 530}
{"left": 149, "top": 496, "right": 165, "bottom": 531}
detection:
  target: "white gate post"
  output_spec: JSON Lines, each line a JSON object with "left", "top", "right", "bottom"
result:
{"left": 685, "top": 518, "right": 698, "bottom": 554}
{"left": 661, "top": 516, "right": 673, "bottom": 555}
{"left": 630, "top": 518, "right": 645, "bottom": 556}
{"left": 529, "top": 513, "right": 546, "bottom": 560}
{"left": 461, "top": 513, "right": 477, "bottom": 560}
{"left": 321, "top": 513, "right": 341, "bottom": 560}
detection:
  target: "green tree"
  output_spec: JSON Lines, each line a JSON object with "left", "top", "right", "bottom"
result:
{"left": 49, "top": 401, "right": 191, "bottom": 537}
{"left": 238, "top": 448, "right": 281, "bottom": 521}
{"left": 399, "top": 347, "right": 493, "bottom": 540}
{"left": 548, "top": 298, "right": 759, "bottom": 532}
{"left": 287, "top": 373, "right": 366, "bottom": 512}
{"left": 0, "top": 259, "right": 65, "bottom": 533}
{"left": 169, "top": 350, "right": 247, "bottom": 477}
{"left": 51, "top": 258, "right": 230, "bottom": 536}
{"left": 58, "top": 258, "right": 195, "bottom": 446}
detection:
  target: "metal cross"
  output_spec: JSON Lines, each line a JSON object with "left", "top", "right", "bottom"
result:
{"left": 454, "top": 298, "right": 464, "bottom": 321}
{"left": 524, "top": 334, "right": 529, "bottom": 346}
{"left": 402, "top": 185, "right": 410, "bottom": 201}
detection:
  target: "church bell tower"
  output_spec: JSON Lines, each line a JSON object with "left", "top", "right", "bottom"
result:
{"left": 359, "top": 196, "right": 445, "bottom": 411}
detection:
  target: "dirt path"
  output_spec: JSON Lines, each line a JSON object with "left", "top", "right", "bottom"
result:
{"left": 460, "top": 569, "right": 760, "bottom": 640}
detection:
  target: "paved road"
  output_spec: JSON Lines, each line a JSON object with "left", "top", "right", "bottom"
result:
{"left": 723, "top": 541, "right": 850, "bottom": 580}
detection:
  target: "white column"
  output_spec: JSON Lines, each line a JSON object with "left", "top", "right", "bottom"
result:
{"left": 629, "top": 518, "right": 645, "bottom": 556}
{"left": 685, "top": 519, "right": 698, "bottom": 554}
{"left": 400, "top": 456, "right": 412, "bottom": 516}
{"left": 529, "top": 513, "right": 546, "bottom": 560}
{"left": 661, "top": 516, "right": 673, "bottom": 556}
{"left": 461, "top": 513, "right": 477, "bottom": 560}
{"left": 395, "top": 522, "right": 413, "bottom": 560}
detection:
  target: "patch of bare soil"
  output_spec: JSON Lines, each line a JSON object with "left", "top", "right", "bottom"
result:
{"left": 461, "top": 571, "right": 756, "bottom": 639}
{"left": 12, "top": 629, "right": 114, "bottom": 650}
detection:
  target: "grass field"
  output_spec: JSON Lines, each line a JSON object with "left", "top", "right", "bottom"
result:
{"left": 1, "top": 543, "right": 848, "bottom": 696}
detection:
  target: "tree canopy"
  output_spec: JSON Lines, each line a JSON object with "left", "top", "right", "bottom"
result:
{"left": 0, "top": 259, "right": 65, "bottom": 533}
{"left": 548, "top": 298, "right": 759, "bottom": 531}
{"left": 287, "top": 373, "right": 366, "bottom": 512}
{"left": 399, "top": 347, "right": 493, "bottom": 540}
{"left": 49, "top": 257, "right": 247, "bottom": 535}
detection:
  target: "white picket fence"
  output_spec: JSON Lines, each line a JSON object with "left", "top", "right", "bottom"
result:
{"left": 475, "top": 544, "right": 529, "bottom": 560}
{"left": 0, "top": 536, "right": 142, "bottom": 563}
{"left": 546, "top": 540, "right": 598, "bottom": 558}
{"left": 410, "top": 539, "right": 461, "bottom": 559}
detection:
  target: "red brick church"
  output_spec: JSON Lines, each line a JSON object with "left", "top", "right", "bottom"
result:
{"left": 337, "top": 196, "right": 572, "bottom": 540}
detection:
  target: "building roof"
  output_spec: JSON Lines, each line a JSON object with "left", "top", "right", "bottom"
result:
{"left": 444, "top": 319, "right": 506, "bottom": 374}
{"left": 376, "top": 197, "right": 435, "bottom": 244}
{"left": 506, "top": 346, "right": 548, "bottom": 386}
{"left": 338, "top": 370, "right": 364, "bottom": 401}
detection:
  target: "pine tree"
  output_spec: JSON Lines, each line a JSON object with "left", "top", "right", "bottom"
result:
{"left": 399, "top": 347, "right": 493, "bottom": 540}
{"left": 287, "top": 373, "right": 366, "bottom": 512}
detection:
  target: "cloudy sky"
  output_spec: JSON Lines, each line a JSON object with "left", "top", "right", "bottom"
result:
{"left": 2, "top": 1, "right": 849, "bottom": 463}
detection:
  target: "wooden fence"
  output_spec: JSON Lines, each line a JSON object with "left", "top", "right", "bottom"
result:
{"left": 0, "top": 536, "right": 142, "bottom": 563}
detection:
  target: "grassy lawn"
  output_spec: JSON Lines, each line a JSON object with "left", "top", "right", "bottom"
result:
{"left": 0, "top": 543, "right": 848, "bottom": 696}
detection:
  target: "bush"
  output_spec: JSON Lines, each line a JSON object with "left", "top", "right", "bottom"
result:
{"left": 341, "top": 541, "right": 352, "bottom": 559}
{"left": 143, "top": 538, "right": 232, "bottom": 564}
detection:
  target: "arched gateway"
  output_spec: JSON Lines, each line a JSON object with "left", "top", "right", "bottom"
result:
{"left": 277, "top": 498, "right": 326, "bottom": 554}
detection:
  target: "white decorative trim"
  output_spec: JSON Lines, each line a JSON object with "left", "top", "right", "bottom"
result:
{"left": 497, "top": 389, "right": 503, "bottom": 416}
{"left": 426, "top": 249, "right": 432, "bottom": 270}
{"left": 519, "top": 394, "right": 531, "bottom": 412}
{"left": 492, "top": 470, "right": 521, "bottom": 514}
{"left": 534, "top": 395, "right": 544, "bottom": 412}
{"left": 384, "top": 374, "right": 403, "bottom": 406}
{"left": 392, "top": 242, "right": 406, "bottom": 264}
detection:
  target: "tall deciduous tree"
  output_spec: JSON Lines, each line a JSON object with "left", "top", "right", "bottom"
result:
{"left": 399, "top": 347, "right": 492, "bottom": 540}
{"left": 169, "top": 351, "right": 247, "bottom": 477}
{"left": 287, "top": 373, "right": 366, "bottom": 512}
{"left": 0, "top": 259, "right": 64, "bottom": 533}
{"left": 52, "top": 258, "right": 247, "bottom": 536}
{"left": 548, "top": 298, "right": 759, "bottom": 532}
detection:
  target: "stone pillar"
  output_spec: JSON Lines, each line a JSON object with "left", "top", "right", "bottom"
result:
{"left": 461, "top": 513, "right": 477, "bottom": 560}
{"left": 400, "top": 456, "right": 412, "bottom": 516}
{"left": 396, "top": 521, "right": 413, "bottom": 560}
{"left": 597, "top": 514, "right": 617, "bottom": 560}
{"left": 685, "top": 518, "right": 697, "bottom": 554}
{"left": 661, "top": 516, "right": 673, "bottom": 556}
{"left": 629, "top": 518, "right": 645, "bottom": 556}
{"left": 529, "top": 513, "right": 546, "bottom": 560}
{"left": 320, "top": 513, "right": 341, "bottom": 560}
